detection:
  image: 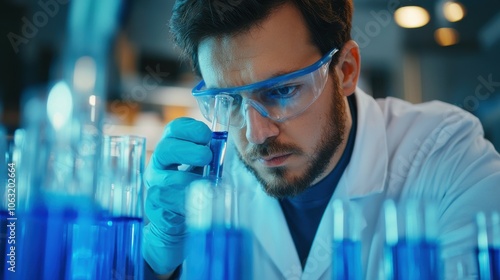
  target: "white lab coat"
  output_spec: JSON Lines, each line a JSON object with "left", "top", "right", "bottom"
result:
{"left": 183, "top": 89, "right": 500, "bottom": 280}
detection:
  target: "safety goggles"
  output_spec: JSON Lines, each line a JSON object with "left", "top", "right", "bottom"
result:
{"left": 192, "top": 48, "right": 339, "bottom": 129}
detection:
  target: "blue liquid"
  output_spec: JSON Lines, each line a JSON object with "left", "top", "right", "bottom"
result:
{"left": 105, "top": 216, "right": 144, "bottom": 280}
{"left": 386, "top": 239, "right": 440, "bottom": 280}
{"left": 14, "top": 205, "right": 143, "bottom": 280}
{"left": 185, "top": 227, "right": 252, "bottom": 280}
{"left": 492, "top": 247, "right": 500, "bottom": 279}
{"left": 476, "top": 246, "right": 500, "bottom": 280}
{"left": 15, "top": 205, "right": 96, "bottom": 280}
{"left": 206, "top": 131, "right": 228, "bottom": 179}
{"left": 332, "top": 239, "right": 362, "bottom": 280}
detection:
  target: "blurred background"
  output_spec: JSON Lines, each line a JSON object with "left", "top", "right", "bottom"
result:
{"left": 1, "top": 0, "right": 499, "bottom": 156}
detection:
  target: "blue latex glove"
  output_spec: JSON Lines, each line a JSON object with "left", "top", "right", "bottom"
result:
{"left": 143, "top": 117, "right": 212, "bottom": 275}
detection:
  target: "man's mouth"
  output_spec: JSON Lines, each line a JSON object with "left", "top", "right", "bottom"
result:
{"left": 258, "top": 153, "right": 292, "bottom": 167}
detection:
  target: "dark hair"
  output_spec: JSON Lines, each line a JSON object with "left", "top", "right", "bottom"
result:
{"left": 170, "top": 0, "right": 353, "bottom": 76}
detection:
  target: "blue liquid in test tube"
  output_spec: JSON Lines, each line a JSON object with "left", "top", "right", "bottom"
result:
{"left": 476, "top": 246, "right": 500, "bottom": 280}
{"left": 185, "top": 226, "right": 252, "bottom": 280}
{"left": 96, "top": 214, "right": 144, "bottom": 280}
{"left": 383, "top": 199, "right": 441, "bottom": 280}
{"left": 491, "top": 247, "right": 500, "bottom": 279}
{"left": 204, "top": 94, "right": 234, "bottom": 180}
{"left": 14, "top": 205, "right": 143, "bottom": 280}
{"left": 15, "top": 203, "right": 100, "bottom": 280}
{"left": 185, "top": 175, "right": 252, "bottom": 280}
{"left": 332, "top": 199, "right": 363, "bottom": 280}
{"left": 388, "top": 239, "right": 440, "bottom": 280}
{"left": 332, "top": 239, "right": 362, "bottom": 280}
{"left": 206, "top": 131, "right": 229, "bottom": 179}
{"left": 476, "top": 212, "right": 500, "bottom": 280}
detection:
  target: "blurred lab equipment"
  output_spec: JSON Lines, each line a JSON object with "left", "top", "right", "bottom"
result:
{"left": 184, "top": 179, "right": 253, "bottom": 280}
{"left": 476, "top": 211, "right": 500, "bottom": 280}
{"left": 331, "top": 199, "right": 364, "bottom": 280}
{"left": 382, "top": 198, "right": 441, "bottom": 280}
{"left": 95, "top": 135, "right": 146, "bottom": 280}
{"left": 6, "top": 0, "right": 127, "bottom": 279}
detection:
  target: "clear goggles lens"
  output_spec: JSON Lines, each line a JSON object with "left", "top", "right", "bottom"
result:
{"left": 192, "top": 48, "right": 338, "bottom": 129}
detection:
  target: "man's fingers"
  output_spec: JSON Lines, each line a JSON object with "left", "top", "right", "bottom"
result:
{"left": 163, "top": 117, "right": 212, "bottom": 144}
{"left": 144, "top": 168, "right": 202, "bottom": 190}
{"left": 151, "top": 138, "right": 212, "bottom": 169}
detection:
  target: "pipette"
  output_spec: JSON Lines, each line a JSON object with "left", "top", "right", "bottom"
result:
{"left": 203, "top": 94, "right": 234, "bottom": 180}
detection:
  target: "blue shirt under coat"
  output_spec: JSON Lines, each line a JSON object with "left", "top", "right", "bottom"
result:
{"left": 279, "top": 94, "right": 358, "bottom": 268}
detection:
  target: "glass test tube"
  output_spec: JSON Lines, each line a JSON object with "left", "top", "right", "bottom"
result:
{"left": 383, "top": 199, "right": 440, "bottom": 280}
{"left": 203, "top": 94, "right": 234, "bottom": 180}
{"left": 185, "top": 180, "right": 252, "bottom": 280}
{"left": 476, "top": 211, "right": 500, "bottom": 280}
{"left": 332, "top": 199, "right": 363, "bottom": 280}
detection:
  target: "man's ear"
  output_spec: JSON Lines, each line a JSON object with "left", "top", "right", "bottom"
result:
{"left": 335, "top": 40, "right": 361, "bottom": 97}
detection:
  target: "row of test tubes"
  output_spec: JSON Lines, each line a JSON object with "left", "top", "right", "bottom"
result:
{"left": 332, "top": 199, "right": 500, "bottom": 280}
{"left": 181, "top": 187, "right": 499, "bottom": 280}
{"left": 0, "top": 126, "right": 146, "bottom": 279}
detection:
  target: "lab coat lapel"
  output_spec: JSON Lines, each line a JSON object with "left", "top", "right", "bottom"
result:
{"left": 250, "top": 188, "right": 303, "bottom": 278}
{"left": 343, "top": 88, "right": 388, "bottom": 198}
{"left": 301, "top": 180, "right": 370, "bottom": 279}
{"left": 226, "top": 152, "right": 302, "bottom": 278}
{"left": 302, "top": 89, "right": 389, "bottom": 279}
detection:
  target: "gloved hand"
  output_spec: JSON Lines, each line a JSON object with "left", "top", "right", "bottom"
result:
{"left": 143, "top": 117, "right": 212, "bottom": 275}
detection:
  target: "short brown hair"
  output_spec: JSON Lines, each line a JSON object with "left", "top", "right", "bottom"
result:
{"left": 170, "top": 0, "right": 353, "bottom": 76}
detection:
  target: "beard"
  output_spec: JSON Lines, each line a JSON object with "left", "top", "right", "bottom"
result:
{"left": 236, "top": 74, "right": 347, "bottom": 198}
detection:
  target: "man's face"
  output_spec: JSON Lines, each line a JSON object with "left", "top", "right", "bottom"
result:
{"left": 198, "top": 3, "right": 348, "bottom": 198}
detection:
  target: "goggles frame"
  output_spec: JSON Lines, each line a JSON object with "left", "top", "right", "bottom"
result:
{"left": 192, "top": 48, "right": 339, "bottom": 128}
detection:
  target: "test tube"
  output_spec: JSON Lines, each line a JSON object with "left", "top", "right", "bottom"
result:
{"left": 383, "top": 199, "right": 441, "bottom": 280}
{"left": 332, "top": 199, "right": 363, "bottom": 280}
{"left": 203, "top": 94, "right": 234, "bottom": 180}
{"left": 476, "top": 211, "right": 500, "bottom": 280}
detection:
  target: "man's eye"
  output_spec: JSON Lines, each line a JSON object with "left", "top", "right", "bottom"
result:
{"left": 266, "top": 85, "right": 299, "bottom": 99}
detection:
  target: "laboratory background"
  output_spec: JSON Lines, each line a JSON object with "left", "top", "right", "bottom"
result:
{"left": 1, "top": 0, "right": 499, "bottom": 156}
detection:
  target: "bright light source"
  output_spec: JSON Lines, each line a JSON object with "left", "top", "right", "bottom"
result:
{"left": 47, "top": 81, "right": 73, "bottom": 130}
{"left": 394, "top": 6, "right": 430, "bottom": 28}
{"left": 89, "top": 95, "right": 97, "bottom": 122}
{"left": 443, "top": 1, "right": 466, "bottom": 22}
{"left": 434, "top": 27, "right": 460, "bottom": 46}
{"left": 89, "top": 95, "right": 96, "bottom": 106}
{"left": 74, "top": 56, "right": 96, "bottom": 92}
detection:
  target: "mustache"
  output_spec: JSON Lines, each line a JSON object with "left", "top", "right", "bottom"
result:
{"left": 244, "top": 138, "right": 302, "bottom": 160}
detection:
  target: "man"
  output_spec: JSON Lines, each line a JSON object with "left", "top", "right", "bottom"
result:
{"left": 143, "top": 0, "right": 500, "bottom": 279}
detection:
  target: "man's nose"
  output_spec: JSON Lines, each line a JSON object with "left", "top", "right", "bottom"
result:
{"left": 244, "top": 105, "right": 279, "bottom": 145}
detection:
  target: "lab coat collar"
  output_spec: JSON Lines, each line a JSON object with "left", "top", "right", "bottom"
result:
{"left": 340, "top": 88, "right": 388, "bottom": 198}
{"left": 253, "top": 189, "right": 303, "bottom": 277}
{"left": 224, "top": 149, "right": 303, "bottom": 277}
